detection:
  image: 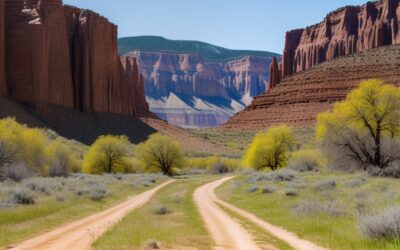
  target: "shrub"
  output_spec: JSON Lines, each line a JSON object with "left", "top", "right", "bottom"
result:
{"left": 268, "top": 169, "right": 297, "bottom": 182}
{"left": 247, "top": 186, "right": 259, "bottom": 193}
{"left": 89, "top": 185, "right": 108, "bottom": 201}
{"left": 294, "top": 200, "right": 346, "bottom": 217}
{"left": 0, "top": 118, "right": 48, "bottom": 175}
{"left": 9, "top": 187, "right": 35, "bottom": 205}
{"left": 261, "top": 184, "right": 277, "bottom": 194}
{"left": 289, "top": 150, "right": 322, "bottom": 172}
{"left": 2, "top": 163, "right": 32, "bottom": 181}
{"left": 211, "top": 162, "right": 229, "bottom": 174}
{"left": 145, "top": 239, "right": 161, "bottom": 249}
{"left": 346, "top": 177, "right": 367, "bottom": 188}
{"left": 285, "top": 188, "right": 298, "bottom": 196}
{"left": 47, "top": 140, "right": 77, "bottom": 177}
{"left": 314, "top": 179, "right": 336, "bottom": 192}
{"left": 286, "top": 180, "right": 307, "bottom": 189}
{"left": 243, "top": 126, "right": 296, "bottom": 171}
{"left": 153, "top": 205, "right": 172, "bottom": 215}
{"left": 0, "top": 199, "right": 14, "bottom": 209}
{"left": 359, "top": 207, "right": 400, "bottom": 239}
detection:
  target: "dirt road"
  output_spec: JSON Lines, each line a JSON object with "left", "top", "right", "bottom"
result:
{"left": 200, "top": 177, "right": 328, "bottom": 250}
{"left": 194, "top": 177, "right": 261, "bottom": 250}
{"left": 11, "top": 180, "right": 174, "bottom": 250}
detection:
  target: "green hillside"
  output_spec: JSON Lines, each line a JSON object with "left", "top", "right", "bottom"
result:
{"left": 118, "top": 36, "right": 280, "bottom": 61}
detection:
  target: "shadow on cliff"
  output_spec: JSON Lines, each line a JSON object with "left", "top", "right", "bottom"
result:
{"left": 0, "top": 97, "right": 156, "bottom": 145}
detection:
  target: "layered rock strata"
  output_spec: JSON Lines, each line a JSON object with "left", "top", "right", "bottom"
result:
{"left": 270, "top": 0, "right": 400, "bottom": 86}
{"left": 1, "top": 0, "right": 150, "bottom": 117}
{"left": 223, "top": 44, "right": 400, "bottom": 130}
{"left": 123, "top": 51, "right": 273, "bottom": 127}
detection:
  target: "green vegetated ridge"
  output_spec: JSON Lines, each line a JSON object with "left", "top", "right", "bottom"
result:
{"left": 118, "top": 36, "right": 280, "bottom": 61}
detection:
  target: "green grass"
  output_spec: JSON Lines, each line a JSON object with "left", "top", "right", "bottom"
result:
{"left": 0, "top": 174, "right": 166, "bottom": 249}
{"left": 219, "top": 204, "right": 294, "bottom": 250}
{"left": 216, "top": 170, "right": 400, "bottom": 250}
{"left": 189, "top": 127, "right": 315, "bottom": 156}
{"left": 93, "top": 175, "right": 217, "bottom": 250}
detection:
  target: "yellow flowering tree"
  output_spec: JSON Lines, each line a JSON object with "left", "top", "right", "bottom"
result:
{"left": 317, "top": 79, "right": 400, "bottom": 169}
{"left": 243, "top": 125, "right": 296, "bottom": 171}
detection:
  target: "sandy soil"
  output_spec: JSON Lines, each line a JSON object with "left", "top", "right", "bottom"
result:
{"left": 214, "top": 178, "right": 329, "bottom": 250}
{"left": 10, "top": 180, "right": 174, "bottom": 250}
{"left": 194, "top": 177, "right": 261, "bottom": 250}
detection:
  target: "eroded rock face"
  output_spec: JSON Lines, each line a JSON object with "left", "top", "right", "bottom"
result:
{"left": 127, "top": 51, "right": 272, "bottom": 102}
{"left": 1, "top": 0, "right": 150, "bottom": 117}
{"left": 122, "top": 51, "right": 273, "bottom": 127}
{"left": 0, "top": 0, "right": 5, "bottom": 96}
{"left": 223, "top": 44, "right": 400, "bottom": 130}
{"left": 270, "top": 0, "right": 400, "bottom": 86}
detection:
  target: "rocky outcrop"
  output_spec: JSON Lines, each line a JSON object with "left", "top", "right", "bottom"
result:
{"left": 270, "top": 0, "right": 400, "bottom": 87}
{"left": 122, "top": 50, "right": 273, "bottom": 127}
{"left": 223, "top": 43, "right": 400, "bottom": 130}
{"left": 1, "top": 0, "right": 150, "bottom": 117}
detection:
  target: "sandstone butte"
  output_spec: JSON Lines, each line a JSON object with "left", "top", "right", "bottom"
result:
{"left": 223, "top": 0, "right": 400, "bottom": 130}
{"left": 0, "top": 0, "right": 149, "bottom": 118}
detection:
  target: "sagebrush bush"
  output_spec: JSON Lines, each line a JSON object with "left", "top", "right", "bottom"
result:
{"left": 145, "top": 239, "right": 161, "bottom": 249}
{"left": 89, "top": 185, "right": 108, "bottom": 201}
{"left": 9, "top": 187, "right": 35, "bottom": 205}
{"left": 346, "top": 177, "right": 367, "bottom": 188}
{"left": 2, "top": 163, "right": 32, "bottom": 182}
{"left": 359, "top": 207, "right": 400, "bottom": 239}
{"left": 261, "top": 184, "right": 277, "bottom": 194}
{"left": 153, "top": 205, "right": 172, "bottom": 215}
{"left": 247, "top": 185, "right": 259, "bottom": 193}
{"left": 24, "top": 178, "right": 63, "bottom": 194}
{"left": 289, "top": 150, "right": 322, "bottom": 172}
{"left": 285, "top": 188, "right": 298, "bottom": 196}
{"left": 268, "top": 169, "right": 297, "bottom": 182}
{"left": 294, "top": 200, "right": 346, "bottom": 217}
{"left": 314, "top": 179, "right": 336, "bottom": 192}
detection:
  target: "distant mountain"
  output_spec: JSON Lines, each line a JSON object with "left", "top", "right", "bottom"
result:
{"left": 118, "top": 36, "right": 279, "bottom": 62}
{"left": 118, "top": 36, "right": 279, "bottom": 128}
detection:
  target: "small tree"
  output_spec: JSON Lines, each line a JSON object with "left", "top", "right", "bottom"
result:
{"left": 243, "top": 125, "right": 296, "bottom": 171}
{"left": 136, "top": 134, "right": 184, "bottom": 176}
{"left": 83, "top": 135, "right": 131, "bottom": 174}
{"left": 317, "top": 79, "right": 400, "bottom": 170}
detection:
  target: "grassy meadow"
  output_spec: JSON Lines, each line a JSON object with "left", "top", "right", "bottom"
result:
{"left": 217, "top": 169, "right": 400, "bottom": 250}
{"left": 93, "top": 175, "right": 217, "bottom": 250}
{"left": 0, "top": 174, "right": 166, "bottom": 248}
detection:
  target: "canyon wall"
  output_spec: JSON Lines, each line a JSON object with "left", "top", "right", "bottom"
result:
{"left": 128, "top": 51, "right": 271, "bottom": 101}
{"left": 0, "top": 0, "right": 5, "bottom": 96}
{"left": 122, "top": 50, "right": 272, "bottom": 127}
{"left": 1, "top": 0, "right": 150, "bottom": 117}
{"left": 270, "top": 0, "right": 400, "bottom": 86}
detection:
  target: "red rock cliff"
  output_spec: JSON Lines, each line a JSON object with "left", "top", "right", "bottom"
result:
{"left": 270, "top": 0, "right": 400, "bottom": 86}
{"left": 1, "top": 0, "right": 150, "bottom": 117}
{"left": 0, "top": 0, "right": 5, "bottom": 96}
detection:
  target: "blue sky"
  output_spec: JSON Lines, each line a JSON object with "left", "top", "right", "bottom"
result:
{"left": 64, "top": 0, "right": 367, "bottom": 54}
